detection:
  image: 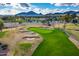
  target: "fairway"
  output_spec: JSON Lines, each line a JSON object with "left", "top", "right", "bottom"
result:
{"left": 28, "top": 27, "right": 79, "bottom": 56}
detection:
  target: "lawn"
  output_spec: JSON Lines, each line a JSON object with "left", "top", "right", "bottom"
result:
{"left": 28, "top": 27, "right": 79, "bottom": 56}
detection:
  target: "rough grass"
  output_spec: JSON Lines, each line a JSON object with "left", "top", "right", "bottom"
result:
{"left": 18, "top": 42, "right": 32, "bottom": 51}
{"left": 28, "top": 27, "right": 79, "bottom": 56}
{"left": 67, "top": 30, "right": 79, "bottom": 40}
{"left": 66, "top": 23, "right": 79, "bottom": 40}
{"left": 0, "top": 31, "right": 7, "bottom": 38}
{"left": 66, "top": 23, "right": 79, "bottom": 29}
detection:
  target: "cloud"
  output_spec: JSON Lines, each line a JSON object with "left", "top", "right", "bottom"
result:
{"left": 0, "top": 3, "right": 79, "bottom": 15}
{"left": 0, "top": 3, "right": 32, "bottom": 15}
{"left": 0, "top": 3, "right": 43, "bottom": 15}
{"left": 40, "top": 8, "right": 53, "bottom": 14}
{"left": 20, "top": 3, "right": 30, "bottom": 7}
{"left": 32, "top": 8, "right": 53, "bottom": 15}
{"left": 0, "top": 8, "right": 18, "bottom": 15}
{"left": 51, "top": 3, "right": 79, "bottom": 7}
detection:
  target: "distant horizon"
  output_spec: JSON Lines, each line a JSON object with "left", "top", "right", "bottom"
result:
{"left": 0, "top": 3, "right": 79, "bottom": 15}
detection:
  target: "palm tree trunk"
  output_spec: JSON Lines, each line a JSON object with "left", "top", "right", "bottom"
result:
{"left": 52, "top": 21, "right": 55, "bottom": 28}
{"left": 63, "top": 20, "right": 66, "bottom": 30}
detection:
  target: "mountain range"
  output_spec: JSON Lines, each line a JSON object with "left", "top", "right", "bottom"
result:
{"left": 0, "top": 11, "right": 79, "bottom": 16}
{"left": 16, "top": 11, "right": 43, "bottom": 16}
{"left": 45, "top": 11, "right": 79, "bottom": 16}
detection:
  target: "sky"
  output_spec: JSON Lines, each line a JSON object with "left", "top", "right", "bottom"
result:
{"left": 0, "top": 3, "right": 79, "bottom": 15}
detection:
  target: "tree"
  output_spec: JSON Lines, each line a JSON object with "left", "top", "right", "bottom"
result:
{"left": 46, "top": 18, "right": 52, "bottom": 26}
{"left": 7, "top": 16, "right": 16, "bottom": 22}
{"left": 0, "top": 19, "right": 4, "bottom": 32}
{"left": 71, "top": 13, "right": 76, "bottom": 20}
{"left": 60, "top": 14, "right": 72, "bottom": 30}
{"left": 72, "top": 18, "right": 78, "bottom": 24}
{"left": 41, "top": 20, "right": 47, "bottom": 25}
{"left": 16, "top": 18, "right": 26, "bottom": 24}
{"left": 52, "top": 17, "right": 58, "bottom": 28}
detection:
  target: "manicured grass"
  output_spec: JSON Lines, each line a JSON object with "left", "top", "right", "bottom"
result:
{"left": 0, "top": 31, "right": 7, "bottom": 38}
{"left": 28, "top": 27, "right": 79, "bottom": 56}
